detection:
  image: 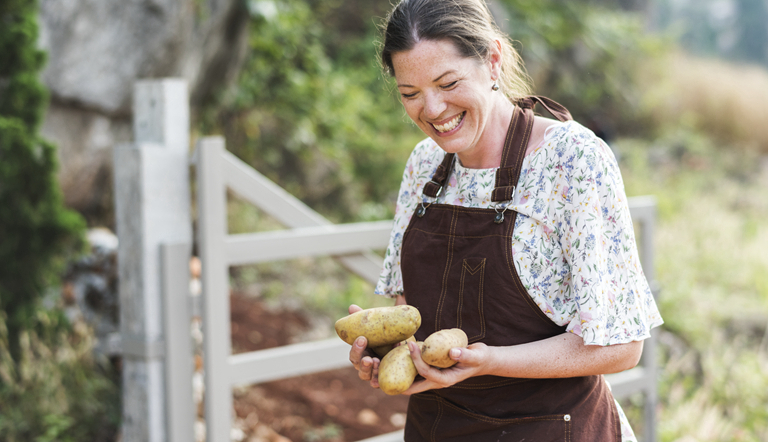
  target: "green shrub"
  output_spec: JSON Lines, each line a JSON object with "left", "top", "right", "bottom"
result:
{"left": 0, "top": 311, "right": 120, "bottom": 442}
{"left": 0, "top": 2, "right": 117, "bottom": 440}
{"left": 0, "top": 0, "right": 84, "bottom": 353}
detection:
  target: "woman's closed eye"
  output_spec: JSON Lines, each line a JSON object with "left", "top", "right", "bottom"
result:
{"left": 440, "top": 80, "right": 459, "bottom": 90}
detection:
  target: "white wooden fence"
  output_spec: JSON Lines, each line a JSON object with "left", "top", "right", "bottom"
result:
{"left": 115, "top": 79, "right": 659, "bottom": 442}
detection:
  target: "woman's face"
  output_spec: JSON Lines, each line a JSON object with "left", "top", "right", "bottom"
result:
{"left": 392, "top": 39, "right": 502, "bottom": 163}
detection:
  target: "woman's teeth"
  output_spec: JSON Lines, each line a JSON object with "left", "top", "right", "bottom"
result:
{"left": 433, "top": 112, "right": 464, "bottom": 133}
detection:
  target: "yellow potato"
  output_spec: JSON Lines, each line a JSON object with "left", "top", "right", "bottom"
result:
{"left": 378, "top": 341, "right": 423, "bottom": 395}
{"left": 334, "top": 305, "right": 421, "bottom": 347}
{"left": 371, "top": 336, "right": 416, "bottom": 358}
{"left": 421, "top": 328, "right": 468, "bottom": 368}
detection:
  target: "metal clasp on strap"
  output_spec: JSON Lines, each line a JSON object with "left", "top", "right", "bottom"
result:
{"left": 418, "top": 181, "right": 444, "bottom": 217}
{"left": 493, "top": 198, "right": 513, "bottom": 224}
{"left": 416, "top": 201, "right": 431, "bottom": 218}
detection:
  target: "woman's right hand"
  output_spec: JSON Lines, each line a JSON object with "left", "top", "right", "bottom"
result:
{"left": 347, "top": 304, "right": 381, "bottom": 388}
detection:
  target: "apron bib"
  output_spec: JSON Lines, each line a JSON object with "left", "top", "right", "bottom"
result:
{"left": 401, "top": 97, "right": 621, "bottom": 442}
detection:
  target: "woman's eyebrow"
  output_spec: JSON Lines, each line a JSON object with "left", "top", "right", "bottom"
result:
{"left": 397, "top": 70, "right": 459, "bottom": 88}
{"left": 432, "top": 70, "right": 457, "bottom": 82}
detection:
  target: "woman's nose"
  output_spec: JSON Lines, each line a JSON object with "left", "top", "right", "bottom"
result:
{"left": 423, "top": 92, "right": 446, "bottom": 120}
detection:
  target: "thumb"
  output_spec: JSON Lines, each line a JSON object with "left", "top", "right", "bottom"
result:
{"left": 450, "top": 345, "right": 482, "bottom": 364}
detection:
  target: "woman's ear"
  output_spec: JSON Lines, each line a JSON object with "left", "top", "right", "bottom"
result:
{"left": 488, "top": 38, "right": 503, "bottom": 80}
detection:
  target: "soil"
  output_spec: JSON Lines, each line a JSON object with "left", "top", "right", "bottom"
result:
{"left": 227, "top": 292, "right": 409, "bottom": 442}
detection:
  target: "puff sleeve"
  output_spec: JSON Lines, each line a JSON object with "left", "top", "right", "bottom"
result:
{"left": 553, "top": 131, "right": 663, "bottom": 346}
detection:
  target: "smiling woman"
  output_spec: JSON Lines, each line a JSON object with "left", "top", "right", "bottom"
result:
{"left": 344, "top": 1, "right": 664, "bottom": 441}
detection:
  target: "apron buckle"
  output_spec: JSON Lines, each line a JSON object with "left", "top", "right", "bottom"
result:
{"left": 494, "top": 200, "right": 512, "bottom": 224}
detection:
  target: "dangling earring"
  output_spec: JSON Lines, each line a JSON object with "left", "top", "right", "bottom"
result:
{"left": 492, "top": 82, "right": 499, "bottom": 91}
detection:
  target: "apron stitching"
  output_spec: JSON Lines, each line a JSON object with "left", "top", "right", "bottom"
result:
{"left": 439, "top": 397, "right": 568, "bottom": 425}
{"left": 449, "top": 377, "right": 528, "bottom": 389}
{"left": 431, "top": 398, "right": 443, "bottom": 442}
{"left": 478, "top": 261, "right": 486, "bottom": 340}
{"left": 435, "top": 206, "right": 457, "bottom": 331}
{"left": 499, "top": 106, "right": 518, "bottom": 168}
{"left": 404, "top": 228, "right": 512, "bottom": 239}
{"left": 457, "top": 262, "right": 466, "bottom": 330}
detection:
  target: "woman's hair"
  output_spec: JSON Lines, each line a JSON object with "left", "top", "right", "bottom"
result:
{"left": 380, "top": 0, "right": 533, "bottom": 102}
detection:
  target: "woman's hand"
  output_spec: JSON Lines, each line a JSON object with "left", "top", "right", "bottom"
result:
{"left": 346, "top": 304, "right": 382, "bottom": 388}
{"left": 402, "top": 341, "right": 492, "bottom": 395}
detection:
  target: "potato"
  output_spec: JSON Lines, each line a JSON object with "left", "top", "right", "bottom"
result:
{"left": 421, "top": 328, "right": 468, "bottom": 368}
{"left": 371, "top": 336, "right": 416, "bottom": 358}
{"left": 334, "top": 305, "right": 421, "bottom": 347}
{"left": 378, "top": 341, "right": 423, "bottom": 395}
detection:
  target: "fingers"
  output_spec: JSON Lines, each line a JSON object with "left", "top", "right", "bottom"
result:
{"left": 358, "top": 356, "right": 373, "bottom": 380}
{"left": 370, "top": 358, "right": 380, "bottom": 388}
{"left": 349, "top": 335, "right": 381, "bottom": 387}
{"left": 349, "top": 336, "right": 368, "bottom": 368}
{"left": 348, "top": 304, "right": 363, "bottom": 315}
{"left": 407, "top": 341, "right": 445, "bottom": 383}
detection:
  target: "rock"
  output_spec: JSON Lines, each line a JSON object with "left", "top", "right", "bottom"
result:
{"left": 62, "top": 227, "right": 120, "bottom": 340}
{"left": 356, "top": 408, "right": 380, "bottom": 426}
{"left": 37, "top": 0, "right": 250, "bottom": 222}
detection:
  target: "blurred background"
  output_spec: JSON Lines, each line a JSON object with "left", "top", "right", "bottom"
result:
{"left": 1, "top": 0, "right": 767, "bottom": 440}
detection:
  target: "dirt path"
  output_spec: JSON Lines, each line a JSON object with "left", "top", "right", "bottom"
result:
{"left": 227, "top": 292, "right": 409, "bottom": 442}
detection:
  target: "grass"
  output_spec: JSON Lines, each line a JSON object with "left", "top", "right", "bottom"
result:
{"left": 639, "top": 51, "right": 768, "bottom": 154}
{"left": 614, "top": 132, "right": 768, "bottom": 441}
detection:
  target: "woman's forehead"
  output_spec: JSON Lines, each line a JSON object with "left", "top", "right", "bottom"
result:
{"left": 392, "top": 39, "right": 482, "bottom": 85}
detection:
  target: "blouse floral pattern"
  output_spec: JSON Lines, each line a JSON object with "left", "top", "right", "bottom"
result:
{"left": 374, "top": 121, "right": 663, "bottom": 441}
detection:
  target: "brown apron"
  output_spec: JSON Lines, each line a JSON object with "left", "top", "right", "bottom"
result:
{"left": 401, "top": 97, "right": 621, "bottom": 442}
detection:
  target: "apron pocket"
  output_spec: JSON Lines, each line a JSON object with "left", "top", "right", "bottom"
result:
{"left": 432, "top": 396, "right": 571, "bottom": 442}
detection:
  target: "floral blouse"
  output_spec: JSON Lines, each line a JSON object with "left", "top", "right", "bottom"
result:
{"left": 374, "top": 121, "right": 663, "bottom": 441}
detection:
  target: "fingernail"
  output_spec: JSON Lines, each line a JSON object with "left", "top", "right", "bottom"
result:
{"left": 450, "top": 348, "right": 461, "bottom": 359}
{"left": 355, "top": 337, "right": 365, "bottom": 347}
{"left": 362, "top": 359, "right": 371, "bottom": 367}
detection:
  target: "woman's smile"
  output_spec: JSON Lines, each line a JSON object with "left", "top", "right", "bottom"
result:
{"left": 431, "top": 111, "right": 465, "bottom": 135}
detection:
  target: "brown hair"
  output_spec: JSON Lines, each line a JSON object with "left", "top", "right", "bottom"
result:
{"left": 380, "top": 0, "right": 533, "bottom": 102}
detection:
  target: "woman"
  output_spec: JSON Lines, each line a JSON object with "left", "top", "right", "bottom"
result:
{"left": 348, "top": 0, "right": 663, "bottom": 440}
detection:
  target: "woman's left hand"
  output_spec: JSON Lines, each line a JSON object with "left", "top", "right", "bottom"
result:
{"left": 402, "top": 341, "right": 492, "bottom": 395}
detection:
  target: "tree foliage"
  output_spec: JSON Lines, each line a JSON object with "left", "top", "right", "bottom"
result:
{"left": 0, "top": 3, "right": 118, "bottom": 440}
{"left": 200, "top": 0, "right": 661, "bottom": 222}
{"left": 0, "top": 0, "right": 84, "bottom": 347}
{"left": 500, "top": 0, "right": 662, "bottom": 138}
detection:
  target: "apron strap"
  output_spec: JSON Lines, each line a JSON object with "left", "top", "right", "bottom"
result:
{"left": 491, "top": 96, "right": 572, "bottom": 202}
{"left": 423, "top": 153, "right": 456, "bottom": 199}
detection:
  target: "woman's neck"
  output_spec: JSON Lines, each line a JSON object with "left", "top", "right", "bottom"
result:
{"left": 455, "top": 97, "right": 516, "bottom": 169}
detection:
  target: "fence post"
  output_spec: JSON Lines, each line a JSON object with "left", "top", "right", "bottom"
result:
{"left": 114, "top": 79, "right": 192, "bottom": 442}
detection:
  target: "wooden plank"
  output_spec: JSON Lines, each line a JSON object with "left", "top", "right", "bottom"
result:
{"left": 222, "top": 150, "right": 329, "bottom": 228}
{"left": 228, "top": 338, "right": 350, "bottom": 386}
{"left": 220, "top": 150, "right": 390, "bottom": 284}
{"left": 357, "top": 430, "right": 405, "bottom": 442}
{"left": 196, "top": 137, "right": 234, "bottom": 442}
{"left": 225, "top": 221, "right": 392, "bottom": 266}
{"left": 161, "top": 242, "right": 195, "bottom": 442}
{"left": 605, "top": 367, "right": 650, "bottom": 399}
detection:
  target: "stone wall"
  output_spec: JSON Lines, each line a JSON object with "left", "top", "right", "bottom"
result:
{"left": 37, "top": 0, "right": 250, "bottom": 224}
